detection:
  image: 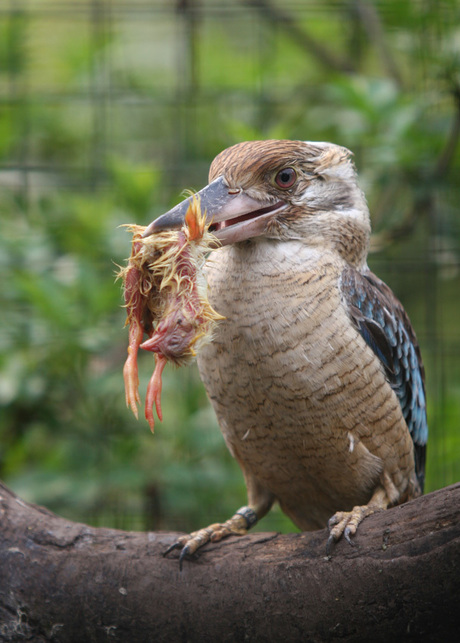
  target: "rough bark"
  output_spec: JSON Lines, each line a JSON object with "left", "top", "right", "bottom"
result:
{"left": 0, "top": 482, "right": 459, "bottom": 643}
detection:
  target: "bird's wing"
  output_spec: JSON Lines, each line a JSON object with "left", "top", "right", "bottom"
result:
{"left": 340, "top": 267, "right": 427, "bottom": 491}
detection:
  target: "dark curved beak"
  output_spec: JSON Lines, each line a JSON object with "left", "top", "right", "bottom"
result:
{"left": 142, "top": 176, "right": 285, "bottom": 245}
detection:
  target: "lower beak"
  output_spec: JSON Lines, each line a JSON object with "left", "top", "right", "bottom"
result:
{"left": 142, "top": 176, "right": 285, "bottom": 245}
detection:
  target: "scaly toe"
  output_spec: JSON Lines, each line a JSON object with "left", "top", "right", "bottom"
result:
{"left": 327, "top": 509, "right": 358, "bottom": 554}
{"left": 328, "top": 513, "right": 342, "bottom": 529}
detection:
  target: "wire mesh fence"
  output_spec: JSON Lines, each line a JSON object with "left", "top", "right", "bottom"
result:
{"left": 1, "top": 0, "right": 459, "bottom": 531}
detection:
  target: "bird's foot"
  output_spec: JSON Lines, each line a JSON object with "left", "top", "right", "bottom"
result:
{"left": 164, "top": 506, "right": 258, "bottom": 570}
{"left": 326, "top": 504, "right": 378, "bottom": 555}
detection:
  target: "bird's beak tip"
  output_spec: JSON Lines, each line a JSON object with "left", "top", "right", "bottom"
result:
{"left": 141, "top": 178, "right": 229, "bottom": 238}
{"left": 141, "top": 223, "right": 155, "bottom": 238}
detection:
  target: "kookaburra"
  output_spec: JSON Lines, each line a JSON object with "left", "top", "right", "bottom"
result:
{"left": 142, "top": 140, "right": 427, "bottom": 566}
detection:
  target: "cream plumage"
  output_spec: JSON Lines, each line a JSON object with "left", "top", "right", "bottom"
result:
{"left": 143, "top": 139, "right": 427, "bottom": 566}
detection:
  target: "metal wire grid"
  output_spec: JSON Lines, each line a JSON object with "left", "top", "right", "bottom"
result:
{"left": 0, "top": 0, "right": 459, "bottom": 499}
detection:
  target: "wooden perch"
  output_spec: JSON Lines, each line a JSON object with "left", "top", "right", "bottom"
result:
{"left": 0, "top": 481, "right": 459, "bottom": 642}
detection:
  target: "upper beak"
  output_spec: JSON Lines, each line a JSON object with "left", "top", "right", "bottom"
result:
{"left": 142, "top": 176, "right": 285, "bottom": 245}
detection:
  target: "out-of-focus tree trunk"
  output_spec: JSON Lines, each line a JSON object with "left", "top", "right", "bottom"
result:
{"left": 0, "top": 482, "right": 459, "bottom": 642}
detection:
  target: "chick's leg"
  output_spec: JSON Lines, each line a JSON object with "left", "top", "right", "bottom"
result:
{"left": 122, "top": 260, "right": 146, "bottom": 419}
{"left": 165, "top": 478, "right": 274, "bottom": 569}
{"left": 327, "top": 486, "right": 390, "bottom": 553}
{"left": 123, "top": 319, "right": 144, "bottom": 418}
{"left": 144, "top": 354, "right": 167, "bottom": 432}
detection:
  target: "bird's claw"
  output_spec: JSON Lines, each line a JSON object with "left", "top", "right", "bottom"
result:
{"left": 164, "top": 540, "right": 198, "bottom": 571}
{"left": 164, "top": 527, "right": 221, "bottom": 570}
{"left": 179, "top": 544, "right": 194, "bottom": 571}
{"left": 163, "top": 541, "right": 183, "bottom": 557}
{"left": 326, "top": 532, "right": 337, "bottom": 557}
{"left": 326, "top": 505, "right": 375, "bottom": 555}
{"left": 163, "top": 507, "right": 258, "bottom": 570}
{"left": 344, "top": 526, "right": 356, "bottom": 547}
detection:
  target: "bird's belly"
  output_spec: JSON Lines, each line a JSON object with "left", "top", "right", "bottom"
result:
{"left": 203, "top": 364, "right": 385, "bottom": 529}
{"left": 198, "top": 243, "right": 412, "bottom": 528}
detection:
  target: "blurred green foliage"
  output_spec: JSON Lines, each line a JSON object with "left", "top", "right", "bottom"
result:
{"left": 0, "top": 0, "right": 459, "bottom": 534}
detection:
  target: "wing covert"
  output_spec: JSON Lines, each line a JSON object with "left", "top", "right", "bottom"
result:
{"left": 341, "top": 267, "right": 427, "bottom": 492}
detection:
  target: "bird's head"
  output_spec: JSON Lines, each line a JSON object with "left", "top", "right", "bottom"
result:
{"left": 143, "top": 140, "right": 371, "bottom": 267}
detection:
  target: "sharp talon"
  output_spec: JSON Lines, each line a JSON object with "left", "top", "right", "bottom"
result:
{"left": 344, "top": 528, "right": 356, "bottom": 547}
{"left": 164, "top": 541, "right": 183, "bottom": 557}
{"left": 179, "top": 545, "right": 191, "bottom": 571}
{"left": 165, "top": 510, "right": 255, "bottom": 570}
{"left": 326, "top": 533, "right": 337, "bottom": 557}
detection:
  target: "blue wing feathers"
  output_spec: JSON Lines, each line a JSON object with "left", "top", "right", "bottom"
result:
{"left": 341, "top": 268, "right": 427, "bottom": 492}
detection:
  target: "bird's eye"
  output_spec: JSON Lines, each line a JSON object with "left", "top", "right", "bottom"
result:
{"left": 274, "top": 167, "right": 297, "bottom": 189}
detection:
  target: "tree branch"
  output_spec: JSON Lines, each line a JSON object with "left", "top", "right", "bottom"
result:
{"left": 0, "top": 481, "right": 459, "bottom": 642}
{"left": 434, "top": 85, "right": 460, "bottom": 179}
{"left": 354, "top": 0, "right": 404, "bottom": 88}
{"left": 243, "top": 0, "right": 355, "bottom": 73}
